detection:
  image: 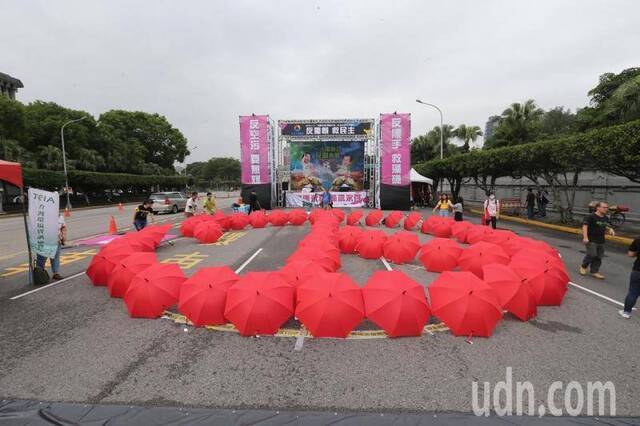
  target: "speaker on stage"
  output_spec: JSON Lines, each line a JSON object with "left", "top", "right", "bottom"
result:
{"left": 379, "top": 184, "right": 411, "bottom": 210}
{"left": 241, "top": 184, "right": 272, "bottom": 210}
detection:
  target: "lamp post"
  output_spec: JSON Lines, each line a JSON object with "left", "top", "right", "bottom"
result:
{"left": 60, "top": 116, "right": 88, "bottom": 209}
{"left": 415, "top": 99, "right": 444, "bottom": 193}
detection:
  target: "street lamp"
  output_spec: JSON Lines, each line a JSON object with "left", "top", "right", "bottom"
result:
{"left": 60, "top": 116, "right": 88, "bottom": 209}
{"left": 416, "top": 99, "right": 444, "bottom": 193}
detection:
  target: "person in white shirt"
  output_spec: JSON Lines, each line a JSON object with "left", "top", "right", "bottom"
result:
{"left": 185, "top": 192, "right": 199, "bottom": 217}
{"left": 483, "top": 193, "right": 500, "bottom": 229}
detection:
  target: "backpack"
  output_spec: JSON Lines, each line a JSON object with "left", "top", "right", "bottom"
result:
{"left": 33, "top": 266, "right": 50, "bottom": 286}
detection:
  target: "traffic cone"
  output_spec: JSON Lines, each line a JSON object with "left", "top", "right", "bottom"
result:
{"left": 108, "top": 216, "right": 118, "bottom": 235}
{"left": 117, "top": 202, "right": 124, "bottom": 211}
{"left": 64, "top": 207, "right": 71, "bottom": 217}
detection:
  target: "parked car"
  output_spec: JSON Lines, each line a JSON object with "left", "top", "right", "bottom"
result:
{"left": 150, "top": 192, "right": 187, "bottom": 214}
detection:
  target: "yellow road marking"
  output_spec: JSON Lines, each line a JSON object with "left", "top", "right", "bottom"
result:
{"left": 160, "top": 251, "right": 208, "bottom": 269}
{"left": 0, "top": 249, "right": 98, "bottom": 277}
{"left": 206, "top": 231, "right": 246, "bottom": 246}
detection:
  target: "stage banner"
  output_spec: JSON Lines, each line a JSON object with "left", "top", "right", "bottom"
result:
{"left": 239, "top": 115, "right": 270, "bottom": 184}
{"left": 280, "top": 120, "right": 372, "bottom": 138}
{"left": 289, "top": 140, "right": 364, "bottom": 191}
{"left": 28, "top": 188, "right": 60, "bottom": 258}
{"left": 380, "top": 113, "right": 411, "bottom": 186}
{"left": 286, "top": 191, "right": 368, "bottom": 208}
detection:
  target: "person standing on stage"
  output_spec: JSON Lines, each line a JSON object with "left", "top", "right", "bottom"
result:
{"left": 322, "top": 189, "right": 332, "bottom": 210}
{"left": 185, "top": 192, "right": 199, "bottom": 217}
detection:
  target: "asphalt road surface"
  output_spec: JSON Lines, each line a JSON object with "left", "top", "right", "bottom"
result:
{"left": 0, "top": 206, "right": 637, "bottom": 418}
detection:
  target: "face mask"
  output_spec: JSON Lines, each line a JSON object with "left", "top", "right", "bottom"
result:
{"left": 490, "top": 195, "right": 495, "bottom": 200}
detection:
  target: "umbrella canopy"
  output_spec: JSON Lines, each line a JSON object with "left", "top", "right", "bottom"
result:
{"left": 120, "top": 232, "right": 156, "bottom": 252}
{"left": 249, "top": 211, "right": 269, "bottom": 228}
{"left": 482, "top": 229, "right": 518, "bottom": 245}
{"left": 458, "top": 241, "right": 510, "bottom": 278}
{"left": 452, "top": 221, "right": 473, "bottom": 243}
{"left": 365, "top": 210, "right": 383, "bottom": 226}
{"left": 288, "top": 209, "right": 308, "bottom": 226}
{"left": 278, "top": 260, "right": 328, "bottom": 289}
{"left": 0, "top": 160, "right": 23, "bottom": 188}
{"left": 509, "top": 255, "right": 568, "bottom": 306}
{"left": 124, "top": 263, "right": 187, "bottom": 318}
{"left": 180, "top": 216, "right": 204, "bottom": 237}
{"left": 107, "top": 252, "right": 158, "bottom": 298}
{"left": 336, "top": 226, "right": 364, "bottom": 253}
{"left": 193, "top": 221, "right": 223, "bottom": 244}
{"left": 482, "top": 263, "right": 537, "bottom": 321}
{"left": 430, "top": 219, "right": 453, "bottom": 238}
{"left": 346, "top": 210, "right": 363, "bottom": 226}
{"left": 212, "top": 212, "right": 231, "bottom": 230}
{"left": 362, "top": 270, "right": 430, "bottom": 337}
{"left": 429, "top": 271, "right": 503, "bottom": 337}
{"left": 382, "top": 231, "right": 420, "bottom": 264}
{"left": 356, "top": 230, "right": 388, "bottom": 259}
{"left": 384, "top": 211, "right": 404, "bottom": 228}
{"left": 137, "top": 224, "right": 173, "bottom": 247}
{"left": 507, "top": 258, "right": 547, "bottom": 305}
{"left": 331, "top": 209, "right": 345, "bottom": 223}
{"left": 286, "top": 247, "right": 340, "bottom": 272}
{"left": 269, "top": 210, "right": 289, "bottom": 226}
{"left": 296, "top": 272, "right": 364, "bottom": 338}
{"left": 403, "top": 212, "right": 422, "bottom": 230}
{"left": 86, "top": 244, "right": 137, "bottom": 286}
{"left": 466, "top": 225, "right": 495, "bottom": 245}
{"left": 418, "top": 238, "right": 462, "bottom": 272}
{"left": 224, "top": 271, "right": 295, "bottom": 336}
{"left": 229, "top": 212, "right": 250, "bottom": 230}
{"left": 178, "top": 266, "right": 239, "bottom": 326}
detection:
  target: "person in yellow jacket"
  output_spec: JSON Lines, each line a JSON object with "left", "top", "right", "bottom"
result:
{"left": 203, "top": 192, "right": 217, "bottom": 214}
{"left": 433, "top": 194, "right": 452, "bottom": 217}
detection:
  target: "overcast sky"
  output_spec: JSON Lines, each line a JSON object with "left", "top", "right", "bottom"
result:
{"left": 3, "top": 0, "right": 639, "bottom": 162}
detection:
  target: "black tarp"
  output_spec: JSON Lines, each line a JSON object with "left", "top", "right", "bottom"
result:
{"left": 240, "top": 184, "right": 272, "bottom": 210}
{"left": 379, "top": 183, "right": 410, "bottom": 211}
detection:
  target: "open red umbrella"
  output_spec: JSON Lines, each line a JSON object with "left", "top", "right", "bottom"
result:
{"left": 384, "top": 211, "right": 404, "bottom": 228}
{"left": 288, "top": 209, "right": 308, "bottom": 226}
{"left": 331, "top": 209, "right": 345, "bottom": 223}
{"left": 229, "top": 212, "right": 250, "bottom": 230}
{"left": 506, "top": 258, "right": 547, "bottom": 304}
{"left": 121, "top": 232, "right": 156, "bottom": 252}
{"left": 296, "top": 272, "right": 364, "bottom": 338}
{"left": 298, "top": 234, "right": 338, "bottom": 250}
{"left": 249, "top": 211, "right": 269, "bottom": 228}
{"left": 336, "top": 226, "right": 364, "bottom": 253}
{"left": 452, "top": 221, "right": 473, "bottom": 243}
{"left": 138, "top": 223, "right": 173, "bottom": 247}
{"left": 346, "top": 210, "right": 363, "bottom": 225}
{"left": 224, "top": 271, "right": 294, "bottom": 336}
{"left": 382, "top": 231, "right": 420, "bottom": 264}
{"left": 516, "top": 237, "right": 560, "bottom": 258}
{"left": 297, "top": 240, "right": 341, "bottom": 261}
{"left": 509, "top": 256, "right": 568, "bottom": 306}
{"left": 193, "top": 221, "right": 223, "bottom": 244}
{"left": 430, "top": 219, "right": 453, "bottom": 238}
{"left": 458, "top": 241, "right": 510, "bottom": 278}
{"left": 107, "top": 252, "right": 157, "bottom": 298}
{"left": 511, "top": 248, "right": 569, "bottom": 281}
{"left": 178, "top": 266, "right": 239, "bottom": 326}
{"left": 466, "top": 225, "right": 495, "bottom": 245}
{"left": 124, "top": 263, "right": 187, "bottom": 318}
{"left": 482, "top": 263, "right": 537, "bottom": 321}
{"left": 365, "top": 210, "right": 383, "bottom": 226}
{"left": 308, "top": 209, "right": 324, "bottom": 224}
{"left": 269, "top": 210, "right": 289, "bottom": 226}
{"left": 355, "top": 230, "right": 388, "bottom": 259}
{"left": 212, "top": 212, "right": 231, "bottom": 230}
{"left": 86, "top": 244, "right": 136, "bottom": 286}
{"left": 482, "top": 229, "right": 518, "bottom": 245}
{"left": 180, "top": 216, "right": 204, "bottom": 237}
{"left": 418, "top": 238, "right": 462, "bottom": 272}
{"left": 429, "top": 271, "right": 503, "bottom": 337}
{"left": 286, "top": 247, "right": 340, "bottom": 272}
{"left": 403, "top": 212, "right": 422, "bottom": 230}
{"left": 278, "top": 260, "right": 328, "bottom": 289}
{"left": 362, "top": 270, "right": 430, "bottom": 337}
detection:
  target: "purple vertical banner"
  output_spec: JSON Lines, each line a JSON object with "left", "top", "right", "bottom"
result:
{"left": 239, "top": 115, "right": 270, "bottom": 184}
{"left": 380, "top": 113, "right": 411, "bottom": 186}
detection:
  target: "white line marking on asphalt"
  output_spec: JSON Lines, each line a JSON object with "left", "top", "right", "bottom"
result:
{"left": 10, "top": 272, "right": 85, "bottom": 301}
{"left": 569, "top": 281, "right": 628, "bottom": 308}
{"left": 294, "top": 328, "right": 307, "bottom": 351}
{"left": 380, "top": 257, "right": 393, "bottom": 271}
{"left": 235, "top": 248, "right": 263, "bottom": 274}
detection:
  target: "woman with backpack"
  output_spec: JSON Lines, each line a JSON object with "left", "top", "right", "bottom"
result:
{"left": 483, "top": 193, "right": 500, "bottom": 229}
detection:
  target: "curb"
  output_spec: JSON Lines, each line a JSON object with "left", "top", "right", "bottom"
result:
{"left": 469, "top": 209, "right": 634, "bottom": 246}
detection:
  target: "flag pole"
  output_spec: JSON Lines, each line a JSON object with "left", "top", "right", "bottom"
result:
{"left": 21, "top": 185, "right": 34, "bottom": 286}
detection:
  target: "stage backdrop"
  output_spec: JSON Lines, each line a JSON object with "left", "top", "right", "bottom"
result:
{"left": 289, "top": 141, "right": 364, "bottom": 191}
{"left": 379, "top": 113, "right": 411, "bottom": 210}
{"left": 239, "top": 115, "right": 272, "bottom": 208}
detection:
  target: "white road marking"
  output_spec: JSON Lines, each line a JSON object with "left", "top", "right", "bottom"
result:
{"left": 235, "top": 248, "right": 263, "bottom": 274}
{"left": 568, "top": 281, "right": 628, "bottom": 308}
{"left": 380, "top": 257, "right": 393, "bottom": 271}
{"left": 10, "top": 272, "right": 86, "bottom": 301}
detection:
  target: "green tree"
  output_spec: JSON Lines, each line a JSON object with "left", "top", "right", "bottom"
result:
{"left": 202, "top": 157, "right": 241, "bottom": 181}
{"left": 71, "top": 148, "right": 105, "bottom": 172}
{"left": 36, "top": 145, "right": 64, "bottom": 170}
{"left": 0, "top": 95, "right": 26, "bottom": 141}
{"left": 485, "top": 99, "right": 543, "bottom": 148}
{"left": 452, "top": 124, "right": 483, "bottom": 152}
{"left": 540, "top": 107, "right": 576, "bottom": 137}
{"left": 410, "top": 125, "right": 457, "bottom": 164}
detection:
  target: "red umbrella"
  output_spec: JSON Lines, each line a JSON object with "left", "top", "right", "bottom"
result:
{"left": 466, "top": 225, "right": 495, "bottom": 245}
{"left": 356, "top": 230, "right": 388, "bottom": 259}
{"left": 278, "top": 260, "right": 328, "bottom": 289}
{"left": 121, "top": 232, "right": 156, "bottom": 252}
{"left": 86, "top": 244, "right": 136, "bottom": 286}
{"left": 429, "top": 271, "right": 503, "bottom": 337}
{"left": 193, "top": 221, "right": 223, "bottom": 244}
{"left": 286, "top": 247, "right": 340, "bottom": 272}
{"left": 229, "top": 212, "right": 250, "bottom": 230}
{"left": 249, "top": 211, "right": 269, "bottom": 228}
{"left": 124, "top": 263, "right": 186, "bottom": 318}
{"left": 418, "top": 238, "right": 462, "bottom": 272}
{"left": 288, "top": 209, "right": 308, "bottom": 226}
{"left": 430, "top": 219, "right": 453, "bottom": 238}
{"left": 403, "top": 212, "right": 422, "bottom": 230}
{"left": 362, "top": 270, "right": 430, "bottom": 337}
{"left": 298, "top": 234, "right": 338, "bottom": 250}
{"left": 180, "top": 216, "right": 204, "bottom": 237}
{"left": 365, "top": 210, "right": 383, "bottom": 226}
{"left": 482, "top": 263, "right": 537, "bottom": 321}
{"left": 331, "top": 209, "right": 345, "bottom": 223}
{"left": 308, "top": 209, "right": 324, "bottom": 224}
{"left": 420, "top": 219, "right": 431, "bottom": 234}
{"left": 107, "top": 252, "right": 157, "bottom": 298}
{"left": 336, "top": 226, "right": 364, "bottom": 253}
{"left": 297, "top": 240, "right": 341, "bottom": 261}
{"left": 511, "top": 248, "right": 569, "bottom": 281}
{"left": 346, "top": 210, "right": 363, "bottom": 225}
{"left": 458, "top": 241, "right": 510, "bottom": 278}
{"left": 482, "top": 229, "right": 517, "bottom": 245}
{"left": 516, "top": 237, "right": 560, "bottom": 257}
{"left": 384, "top": 211, "right": 404, "bottom": 228}
{"left": 296, "top": 272, "right": 364, "bottom": 338}
{"left": 452, "top": 221, "right": 473, "bottom": 243}
{"left": 269, "top": 210, "right": 289, "bottom": 226}
{"left": 213, "top": 212, "right": 231, "bottom": 230}
{"left": 138, "top": 224, "right": 173, "bottom": 247}
{"left": 509, "top": 256, "right": 568, "bottom": 306}
{"left": 178, "top": 266, "right": 239, "bottom": 326}
{"left": 224, "top": 271, "right": 294, "bottom": 336}
{"left": 507, "top": 258, "right": 547, "bottom": 304}
{"left": 382, "top": 231, "right": 420, "bottom": 264}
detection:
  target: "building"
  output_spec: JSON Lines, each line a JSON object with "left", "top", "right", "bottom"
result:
{"left": 0, "top": 72, "right": 23, "bottom": 100}
{"left": 483, "top": 115, "right": 500, "bottom": 142}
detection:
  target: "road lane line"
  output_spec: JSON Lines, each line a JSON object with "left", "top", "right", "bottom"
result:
{"left": 235, "top": 248, "right": 263, "bottom": 274}
{"left": 380, "top": 257, "right": 393, "bottom": 271}
{"left": 10, "top": 272, "right": 85, "bottom": 300}
{"left": 568, "top": 281, "right": 627, "bottom": 308}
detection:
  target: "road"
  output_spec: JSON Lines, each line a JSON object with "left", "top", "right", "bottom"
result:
{"left": 0, "top": 205, "right": 638, "bottom": 418}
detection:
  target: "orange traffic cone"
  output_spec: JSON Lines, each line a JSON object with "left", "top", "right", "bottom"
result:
{"left": 117, "top": 202, "right": 124, "bottom": 211}
{"left": 108, "top": 216, "right": 118, "bottom": 235}
{"left": 64, "top": 207, "right": 71, "bottom": 217}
